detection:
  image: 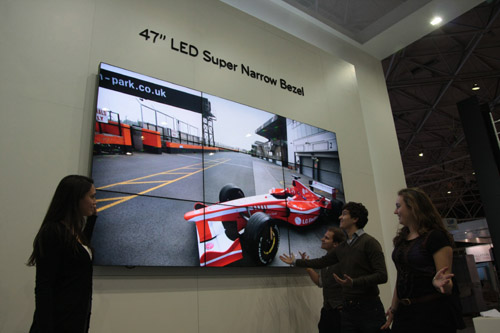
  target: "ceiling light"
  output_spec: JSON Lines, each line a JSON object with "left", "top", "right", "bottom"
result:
{"left": 472, "top": 83, "right": 480, "bottom": 91}
{"left": 418, "top": 152, "right": 424, "bottom": 157}
{"left": 447, "top": 191, "right": 452, "bottom": 194}
{"left": 430, "top": 16, "right": 442, "bottom": 25}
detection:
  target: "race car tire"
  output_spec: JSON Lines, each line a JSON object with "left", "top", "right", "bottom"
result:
{"left": 330, "top": 199, "right": 344, "bottom": 225}
{"left": 222, "top": 221, "right": 239, "bottom": 241}
{"left": 219, "top": 184, "right": 245, "bottom": 202}
{"left": 219, "top": 184, "right": 245, "bottom": 240}
{"left": 242, "top": 212, "right": 280, "bottom": 265}
{"left": 321, "top": 199, "right": 343, "bottom": 225}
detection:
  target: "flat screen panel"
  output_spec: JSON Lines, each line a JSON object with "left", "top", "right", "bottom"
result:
{"left": 91, "top": 63, "right": 344, "bottom": 267}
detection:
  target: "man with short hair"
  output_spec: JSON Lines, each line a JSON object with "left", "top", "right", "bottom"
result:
{"left": 301, "top": 226, "right": 345, "bottom": 333}
{"left": 280, "top": 202, "right": 388, "bottom": 333}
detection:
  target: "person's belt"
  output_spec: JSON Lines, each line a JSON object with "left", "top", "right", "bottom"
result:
{"left": 399, "top": 293, "right": 443, "bottom": 306}
{"left": 343, "top": 295, "right": 380, "bottom": 305}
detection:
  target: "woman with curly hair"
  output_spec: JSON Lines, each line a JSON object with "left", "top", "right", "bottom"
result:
{"left": 381, "top": 188, "right": 464, "bottom": 332}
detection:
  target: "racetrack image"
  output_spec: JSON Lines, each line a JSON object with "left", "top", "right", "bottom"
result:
{"left": 92, "top": 151, "right": 342, "bottom": 266}
{"left": 91, "top": 63, "right": 344, "bottom": 267}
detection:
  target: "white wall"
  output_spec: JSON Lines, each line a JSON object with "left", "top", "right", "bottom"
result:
{"left": 0, "top": 0, "right": 406, "bottom": 332}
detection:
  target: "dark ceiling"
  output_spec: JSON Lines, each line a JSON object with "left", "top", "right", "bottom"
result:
{"left": 382, "top": 1, "right": 500, "bottom": 221}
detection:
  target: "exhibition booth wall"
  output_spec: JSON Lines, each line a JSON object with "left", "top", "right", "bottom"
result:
{"left": 0, "top": 0, "right": 406, "bottom": 332}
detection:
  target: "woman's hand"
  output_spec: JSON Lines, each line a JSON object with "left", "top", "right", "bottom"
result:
{"left": 432, "top": 266, "right": 454, "bottom": 294}
{"left": 381, "top": 308, "right": 394, "bottom": 330}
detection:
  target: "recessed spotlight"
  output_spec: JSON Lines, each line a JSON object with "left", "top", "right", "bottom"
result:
{"left": 472, "top": 83, "right": 480, "bottom": 91}
{"left": 447, "top": 191, "right": 452, "bottom": 194}
{"left": 418, "top": 152, "right": 424, "bottom": 157}
{"left": 430, "top": 16, "right": 442, "bottom": 25}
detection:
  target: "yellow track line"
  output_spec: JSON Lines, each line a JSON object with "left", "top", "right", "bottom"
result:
{"left": 96, "top": 158, "right": 230, "bottom": 212}
{"left": 97, "top": 159, "right": 226, "bottom": 190}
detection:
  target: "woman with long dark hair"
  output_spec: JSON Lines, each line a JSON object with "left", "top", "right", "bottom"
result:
{"left": 381, "top": 188, "right": 464, "bottom": 332}
{"left": 28, "top": 175, "right": 97, "bottom": 333}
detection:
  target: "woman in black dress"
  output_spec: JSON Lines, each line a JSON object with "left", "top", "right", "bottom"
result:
{"left": 28, "top": 175, "right": 97, "bottom": 333}
{"left": 381, "top": 187, "right": 464, "bottom": 332}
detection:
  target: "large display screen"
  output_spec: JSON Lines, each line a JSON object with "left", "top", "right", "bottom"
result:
{"left": 91, "top": 63, "right": 344, "bottom": 267}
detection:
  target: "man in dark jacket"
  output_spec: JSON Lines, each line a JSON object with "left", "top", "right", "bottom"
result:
{"left": 280, "top": 202, "right": 388, "bottom": 333}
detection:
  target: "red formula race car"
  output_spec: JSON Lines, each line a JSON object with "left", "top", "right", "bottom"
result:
{"left": 184, "top": 177, "right": 343, "bottom": 267}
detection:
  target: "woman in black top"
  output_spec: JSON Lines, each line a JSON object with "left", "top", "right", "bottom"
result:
{"left": 28, "top": 175, "right": 97, "bottom": 333}
{"left": 382, "top": 188, "right": 464, "bottom": 332}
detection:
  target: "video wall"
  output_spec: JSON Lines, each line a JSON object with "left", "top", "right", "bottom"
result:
{"left": 91, "top": 63, "right": 344, "bottom": 267}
